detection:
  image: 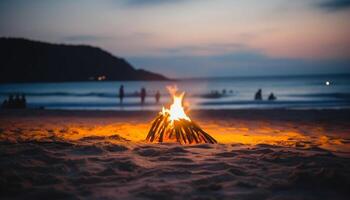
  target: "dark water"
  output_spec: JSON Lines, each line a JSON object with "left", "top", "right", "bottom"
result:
{"left": 0, "top": 74, "right": 349, "bottom": 110}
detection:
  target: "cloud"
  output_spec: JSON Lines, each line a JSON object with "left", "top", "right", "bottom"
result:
{"left": 128, "top": 50, "right": 350, "bottom": 78}
{"left": 156, "top": 43, "right": 250, "bottom": 56}
{"left": 124, "top": 0, "right": 185, "bottom": 7}
{"left": 62, "top": 35, "right": 112, "bottom": 42}
{"left": 318, "top": 0, "right": 350, "bottom": 11}
{"left": 63, "top": 32, "right": 155, "bottom": 42}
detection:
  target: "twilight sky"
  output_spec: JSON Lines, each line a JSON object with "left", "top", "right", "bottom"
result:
{"left": 1, "top": 0, "right": 350, "bottom": 78}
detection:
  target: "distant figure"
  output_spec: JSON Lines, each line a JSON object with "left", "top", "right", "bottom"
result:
{"left": 155, "top": 91, "right": 160, "bottom": 104}
{"left": 20, "top": 94, "right": 26, "bottom": 108}
{"left": 222, "top": 89, "right": 227, "bottom": 95}
{"left": 2, "top": 94, "right": 27, "bottom": 109}
{"left": 8, "top": 94, "right": 14, "bottom": 108}
{"left": 1, "top": 99, "right": 8, "bottom": 108}
{"left": 268, "top": 93, "right": 277, "bottom": 101}
{"left": 14, "top": 94, "right": 21, "bottom": 108}
{"left": 255, "top": 89, "right": 262, "bottom": 100}
{"left": 119, "top": 85, "right": 124, "bottom": 104}
{"left": 140, "top": 87, "right": 146, "bottom": 104}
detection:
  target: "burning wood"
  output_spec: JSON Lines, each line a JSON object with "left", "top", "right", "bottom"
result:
{"left": 146, "top": 86, "right": 217, "bottom": 144}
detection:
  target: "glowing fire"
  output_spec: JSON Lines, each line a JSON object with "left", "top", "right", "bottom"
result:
{"left": 161, "top": 86, "right": 190, "bottom": 123}
{"left": 146, "top": 86, "right": 217, "bottom": 144}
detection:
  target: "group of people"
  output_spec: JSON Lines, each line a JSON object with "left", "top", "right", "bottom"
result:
{"left": 0, "top": 87, "right": 277, "bottom": 109}
{"left": 255, "top": 89, "right": 277, "bottom": 101}
{"left": 118, "top": 85, "right": 161, "bottom": 105}
{"left": 1, "top": 94, "right": 27, "bottom": 109}
{"left": 118, "top": 85, "right": 277, "bottom": 105}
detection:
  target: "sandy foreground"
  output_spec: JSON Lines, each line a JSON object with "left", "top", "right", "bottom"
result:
{"left": 1, "top": 109, "right": 350, "bottom": 200}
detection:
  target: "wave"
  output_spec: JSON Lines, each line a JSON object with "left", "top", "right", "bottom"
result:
{"left": 287, "top": 93, "right": 350, "bottom": 100}
{"left": 0, "top": 92, "right": 130, "bottom": 98}
{"left": 0, "top": 91, "right": 236, "bottom": 99}
{"left": 2, "top": 91, "right": 350, "bottom": 100}
{"left": 26, "top": 99, "right": 350, "bottom": 110}
{"left": 201, "top": 99, "right": 350, "bottom": 106}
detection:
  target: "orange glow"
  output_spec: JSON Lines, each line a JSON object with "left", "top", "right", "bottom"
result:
{"left": 145, "top": 86, "right": 217, "bottom": 144}
{"left": 0, "top": 116, "right": 348, "bottom": 153}
{"left": 161, "top": 86, "right": 190, "bottom": 123}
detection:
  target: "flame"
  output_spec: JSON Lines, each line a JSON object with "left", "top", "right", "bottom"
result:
{"left": 161, "top": 86, "right": 191, "bottom": 123}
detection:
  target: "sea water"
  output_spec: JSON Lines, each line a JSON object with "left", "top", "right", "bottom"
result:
{"left": 0, "top": 74, "right": 349, "bottom": 110}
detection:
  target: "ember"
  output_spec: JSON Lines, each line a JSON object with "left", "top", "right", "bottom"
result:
{"left": 146, "top": 86, "right": 217, "bottom": 144}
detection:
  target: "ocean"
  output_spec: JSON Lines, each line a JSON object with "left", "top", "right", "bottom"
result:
{"left": 1, "top": 74, "right": 349, "bottom": 110}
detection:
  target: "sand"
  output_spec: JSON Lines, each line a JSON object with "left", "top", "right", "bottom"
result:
{"left": 1, "top": 109, "right": 350, "bottom": 200}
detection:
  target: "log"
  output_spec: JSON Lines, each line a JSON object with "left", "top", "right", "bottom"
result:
{"left": 146, "top": 113, "right": 217, "bottom": 144}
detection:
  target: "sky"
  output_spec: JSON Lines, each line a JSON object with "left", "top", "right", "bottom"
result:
{"left": 0, "top": 0, "right": 350, "bottom": 78}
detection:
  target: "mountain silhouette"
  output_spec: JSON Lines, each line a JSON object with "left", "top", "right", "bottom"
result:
{"left": 0, "top": 38, "right": 168, "bottom": 83}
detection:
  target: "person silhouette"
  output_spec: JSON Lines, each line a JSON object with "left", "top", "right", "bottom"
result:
{"left": 155, "top": 91, "right": 160, "bottom": 104}
{"left": 255, "top": 89, "right": 262, "bottom": 100}
{"left": 140, "top": 87, "right": 146, "bottom": 104}
{"left": 14, "top": 94, "right": 21, "bottom": 108}
{"left": 268, "top": 93, "right": 276, "bottom": 101}
{"left": 8, "top": 94, "right": 14, "bottom": 108}
{"left": 2, "top": 99, "right": 8, "bottom": 108}
{"left": 119, "top": 85, "right": 124, "bottom": 104}
{"left": 20, "top": 94, "right": 26, "bottom": 108}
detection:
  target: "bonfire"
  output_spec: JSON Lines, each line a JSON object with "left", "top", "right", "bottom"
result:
{"left": 146, "top": 86, "right": 217, "bottom": 144}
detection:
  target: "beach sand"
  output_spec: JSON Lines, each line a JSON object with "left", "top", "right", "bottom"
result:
{"left": 1, "top": 109, "right": 350, "bottom": 199}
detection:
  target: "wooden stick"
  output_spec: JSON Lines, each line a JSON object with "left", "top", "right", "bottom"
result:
{"left": 146, "top": 114, "right": 217, "bottom": 144}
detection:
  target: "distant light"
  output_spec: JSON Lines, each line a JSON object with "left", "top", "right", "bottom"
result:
{"left": 97, "top": 75, "right": 107, "bottom": 81}
{"left": 325, "top": 81, "right": 330, "bottom": 86}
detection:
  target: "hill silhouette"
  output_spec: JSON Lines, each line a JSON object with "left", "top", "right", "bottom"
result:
{"left": 0, "top": 38, "right": 168, "bottom": 83}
